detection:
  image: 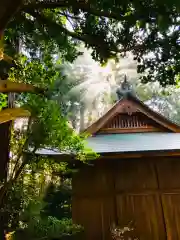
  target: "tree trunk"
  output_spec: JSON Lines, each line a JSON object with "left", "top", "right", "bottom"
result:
{"left": 0, "top": 7, "right": 21, "bottom": 239}
{"left": 0, "top": 0, "right": 22, "bottom": 33}
{"left": 69, "top": 104, "right": 78, "bottom": 130}
{"left": 0, "top": 122, "right": 10, "bottom": 181}
{"left": 0, "top": 36, "right": 17, "bottom": 240}
{"left": 0, "top": 121, "right": 11, "bottom": 240}
{"left": 79, "top": 104, "right": 85, "bottom": 132}
{"left": 0, "top": 93, "right": 13, "bottom": 240}
{"left": 0, "top": 91, "right": 15, "bottom": 240}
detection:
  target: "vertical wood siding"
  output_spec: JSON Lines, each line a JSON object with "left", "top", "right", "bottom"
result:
{"left": 72, "top": 157, "right": 180, "bottom": 239}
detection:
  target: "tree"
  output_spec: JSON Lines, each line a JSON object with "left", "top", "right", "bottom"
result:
{"left": 2, "top": 0, "right": 179, "bottom": 86}
{"left": 0, "top": 53, "right": 96, "bottom": 239}
{"left": 60, "top": 48, "right": 180, "bottom": 130}
{"left": 7, "top": 139, "right": 83, "bottom": 240}
{"left": 0, "top": 0, "right": 22, "bottom": 34}
{"left": 56, "top": 46, "right": 114, "bottom": 131}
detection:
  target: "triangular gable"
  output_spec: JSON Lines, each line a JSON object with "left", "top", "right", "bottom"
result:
{"left": 85, "top": 93, "right": 180, "bottom": 135}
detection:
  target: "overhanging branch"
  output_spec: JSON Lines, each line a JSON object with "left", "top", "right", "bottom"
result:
{"left": 25, "top": 6, "right": 146, "bottom": 58}
{"left": 0, "top": 0, "right": 23, "bottom": 32}
{"left": 23, "top": 0, "right": 124, "bottom": 21}
{"left": 26, "top": 9, "right": 120, "bottom": 53}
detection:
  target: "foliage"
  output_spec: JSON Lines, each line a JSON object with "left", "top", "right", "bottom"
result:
{"left": 1, "top": 182, "right": 24, "bottom": 231}
{"left": 10, "top": 191, "right": 82, "bottom": 240}
{"left": 42, "top": 182, "right": 72, "bottom": 220}
{"left": 57, "top": 47, "right": 116, "bottom": 130}
{"left": 0, "top": 51, "right": 98, "bottom": 239}
{"left": 4, "top": 154, "right": 83, "bottom": 239}
{"left": 0, "top": 93, "right": 8, "bottom": 110}
{"left": 4, "top": 147, "right": 83, "bottom": 239}
{"left": 60, "top": 48, "right": 180, "bottom": 130}
{"left": 12, "top": 217, "right": 82, "bottom": 240}
{"left": 9, "top": 54, "right": 86, "bottom": 152}
{"left": 3, "top": 0, "right": 180, "bottom": 86}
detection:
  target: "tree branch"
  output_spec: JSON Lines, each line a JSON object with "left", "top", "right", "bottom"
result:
{"left": 0, "top": 0, "right": 23, "bottom": 32}
{"left": 25, "top": 6, "right": 146, "bottom": 58}
{"left": 23, "top": 0, "right": 124, "bottom": 21}
{"left": 60, "top": 11, "right": 83, "bottom": 21}
{"left": 26, "top": 9, "right": 120, "bottom": 53}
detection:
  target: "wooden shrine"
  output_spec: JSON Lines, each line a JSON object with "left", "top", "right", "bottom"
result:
{"left": 72, "top": 79, "right": 180, "bottom": 240}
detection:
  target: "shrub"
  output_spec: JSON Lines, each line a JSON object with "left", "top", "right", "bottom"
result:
{"left": 11, "top": 217, "right": 83, "bottom": 240}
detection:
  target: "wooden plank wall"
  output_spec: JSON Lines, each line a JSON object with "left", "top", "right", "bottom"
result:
{"left": 72, "top": 157, "right": 180, "bottom": 240}
{"left": 72, "top": 161, "right": 115, "bottom": 240}
{"left": 114, "top": 159, "right": 165, "bottom": 240}
{"left": 156, "top": 158, "right": 180, "bottom": 240}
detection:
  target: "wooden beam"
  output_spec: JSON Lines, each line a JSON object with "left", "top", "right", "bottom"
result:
{"left": 136, "top": 104, "right": 180, "bottom": 133}
{"left": 1, "top": 53, "right": 14, "bottom": 63}
{"left": 0, "top": 80, "right": 45, "bottom": 94}
{"left": 97, "top": 127, "right": 162, "bottom": 134}
{"left": 0, "top": 107, "right": 31, "bottom": 124}
{"left": 100, "top": 151, "right": 180, "bottom": 159}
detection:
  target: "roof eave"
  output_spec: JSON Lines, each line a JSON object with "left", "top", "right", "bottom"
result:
{"left": 99, "top": 149, "right": 180, "bottom": 159}
{"left": 126, "top": 93, "right": 180, "bottom": 132}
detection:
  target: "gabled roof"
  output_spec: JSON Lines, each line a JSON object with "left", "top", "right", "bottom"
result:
{"left": 33, "top": 132, "right": 180, "bottom": 158}
{"left": 85, "top": 93, "right": 180, "bottom": 134}
{"left": 32, "top": 91, "right": 180, "bottom": 159}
